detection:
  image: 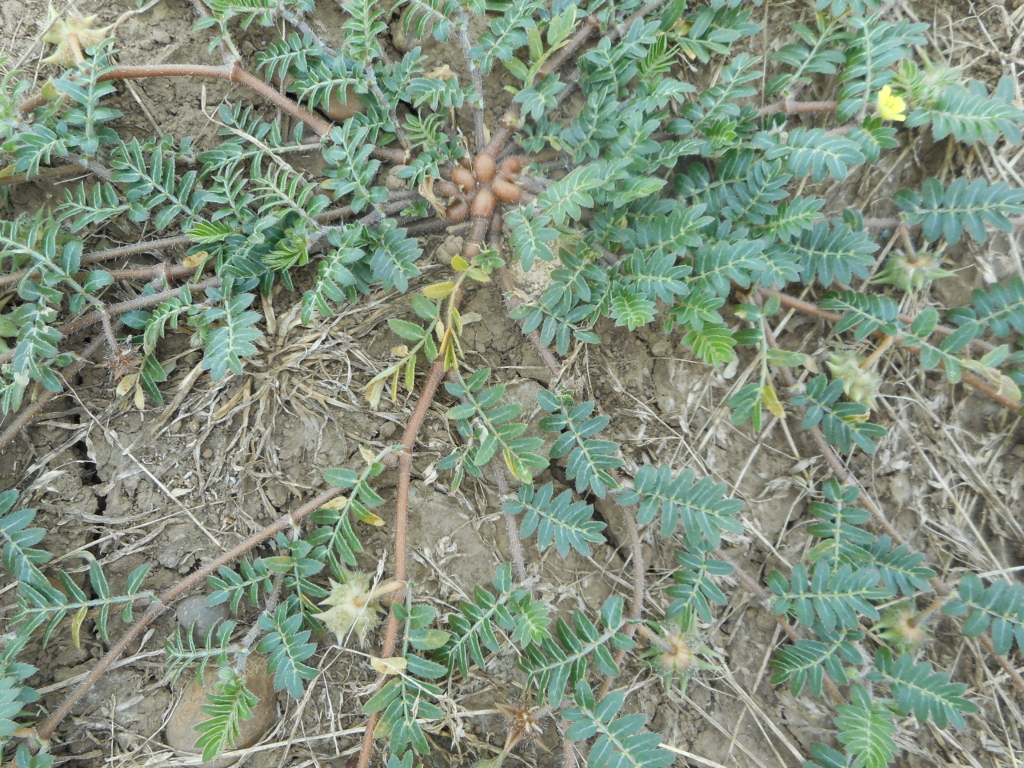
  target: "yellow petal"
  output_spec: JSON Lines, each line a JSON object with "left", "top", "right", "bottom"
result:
{"left": 876, "top": 86, "right": 907, "bottom": 122}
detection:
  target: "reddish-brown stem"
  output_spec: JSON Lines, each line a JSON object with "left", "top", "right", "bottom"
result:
{"left": 757, "top": 287, "right": 1021, "bottom": 413}
{"left": 861, "top": 216, "right": 1024, "bottom": 230}
{"left": 861, "top": 333, "right": 895, "bottom": 371}
{"left": 104, "top": 262, "right": 197, "bottom": 283}
{"left": 596, "top": 487, "right": 644, "bottom": 701}
{"left": 636, "top": 622, "right": 675, "bottom": 654}
{"left": 0, "top": 235, "right": 194, "bottom": 288}
{"left": 980, "top": 634, "right": 1024, "bottom": 693}
{"left": 498, "top": 268, "right": 563, "bottom": 380}
{"left": 20, "top": 63, "right": 333, "bottom": 138}
{"left": 355, "top": 284, "right": 463, "bottom": 768}
{"left": 480, "top": 15, "right": 601, "bottom": 160}
{"left": 0, "top": 277, "right": 221, "bottom": 369}
{"left": 0, "top": 164, "right": 87, "bottom": 188}
{"left": 757, "top": 99, "right": 839, "bottom": 117}
{"left": 761, "top": 308, "right": 1024, "bottom": 698}
{"left": 0, "top": 331, "right": 110, "bottom": 454}
{"left": 31, "top": 483, "right": 347, "bottom": 744}
{"left": 555, "top": 0, "right": 669, "bottom": 111}
{"left": 714, "top": 548, "right": 845, "bottom": 703}
{"left": 758, "top": 295, "right": 909, "bottom": 547}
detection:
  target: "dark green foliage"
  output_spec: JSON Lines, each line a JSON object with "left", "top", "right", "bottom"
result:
{"left": 870, "top": 648, "right": 977, "bottom": 729}
{"left": 537, "top": 392, "right": 621, "bottom": 497}
{"left": 438, "top": 565, "right": 515, "bottom": 677}
{"left": 439, "top": 368, "right": 548, "bottom": 487}
{"left": 503, "top": 482, "right": 606, "bottom": 556}
{"left": 791, "top": 375, "right": 887, "bottom": 454}
{"left": 833, "top": 686, "right": 897, "bottom": 768}
{"left": 620, "top": 464, "right": 744, "bottom": 546}
{"left": 256, "top": 599, "right": 318, "bottom": 697}
{"left": 944, "top": 573, "right": 1024, "bottom": 656}
{"left": 0, "top": 492, "right": 50, "bottom": 588}
{"left": 771, "top": 634, "right": 861, "bottom": 697}
{"left": 665, "top": 544, "right": 733, "bottom": 623}
{"left": 193, "top": 666, "right": 259, "bottom": 761}
{"left": 3, "top": 0, "right": 1023, "bottom": 764}
{"left": 519, "top": 597, "right": 632, "bottom": 707}
{"left": 563, "top": 682, "right": 674, "bottom": 768}
{"left": 768, "top": 561, "right": 890, "bottom": 631}
{"left": 906, "top": 76, "right": 1024, "bottom": 146}
{"left": 363, "top": 603, "right": 446, "bottom": 756}
{"left": 894, "top": 177, "right": 1024, "bottom": 245}
{"left": 164, "top": 621, "right": 237, "bottom": 684}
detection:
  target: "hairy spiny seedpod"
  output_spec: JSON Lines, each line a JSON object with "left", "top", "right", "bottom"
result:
{"left": 446, "top": 200, "right": 469, "bottom": 223}
{"left": 491, "top": 177, "right": 522, "bottom": 204}
{"left": 450, "top": 166, "right": 476, "bottom": 193}
{"left": 653, "top": 626, "right": 698, "bottom": 678}
{"left": 472, "top": 187, "right": 496, "bottom": 219}
{"left": 105, "top": 342, "right": 142, "bottom": 381}
{"left": 474, "top": 153, "right": 496, "bottom": 184}
{"left": 874, "top": 605, "right": 930, "bottom": 653}
{"left": 499, "top": 156, "right": 522, "bottom": 176}
{"left": 315, "top": 572, "right": 385, "bottom": 647}
{"left": 826, "top": 350, "right": 881, "bottom": 410}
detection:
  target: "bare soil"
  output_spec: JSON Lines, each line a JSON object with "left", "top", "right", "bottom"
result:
{"left": 2, "top": 0, "right": 1024, "bottom": 766}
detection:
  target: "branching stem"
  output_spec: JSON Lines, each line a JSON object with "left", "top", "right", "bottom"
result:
{"left": 20, "top": 62, "right": 334, "bottom": 138}
{"left": 32, "top": 483, "right": 349, "bottom": 744}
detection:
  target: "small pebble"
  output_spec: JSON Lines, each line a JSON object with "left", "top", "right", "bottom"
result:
{"left": 384, "top": 166, "right": 408, "bottom": 191}
{"left": 166, "top": 655, "right": 278, "bottom": 767}
{"left": 202, "top": 448, "right": 213, "bottom": 459}
{"left": 176, "top": 594, "right": 231, "bottom": 640}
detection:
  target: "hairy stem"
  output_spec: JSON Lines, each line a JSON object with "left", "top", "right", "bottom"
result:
{"left": 32, "top": 483, "right": 348, "bottom": 744}
{"left": 20, "top": 62, "right": 334, "bottom": 138}
{"left": 355, "top": 349, "right": 453, "bottom": 768}
{"left": 0, "top": 330, "right": 111, "bottom": 454}
{"left": 756, "top": 287, "right": 1021, "bottom": 413}
{"left": 757, "top": 98, "right": 839, "bottom": 117}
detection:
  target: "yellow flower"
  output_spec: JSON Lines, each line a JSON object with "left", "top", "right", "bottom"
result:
{"left": 876, "top": 86, "right": 907, "bottom": 122}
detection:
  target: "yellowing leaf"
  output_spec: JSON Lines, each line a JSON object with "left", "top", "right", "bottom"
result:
{"left": 71, "top": 605, "right": 89, "bottom": 650}
{"left": 359, "top": 445, "right": 376, "bottom": 464}
{"left": 404, "top": 357, "right": 416, "bottom": 392}
{"left": 371, "top": 656, "right": 408, "bottom": 675}
{"left": 424, "top": 65, "right": 456, "bottom": 81}
{"left": 352, "top": 506, "right": 385, "bottom": 526}
{"left": 391, "top": 344, "right": 409, "bottom": 356}
{"left": 319, "top": 495, "right": 351, "bottom": 511}
{"left": 503, "top": 447, "right": 534, "bottom": 484}
{"left": 134, "top": 383, "right": 145, "bottom": 410}
{"left": 460, "top": 312, "right": 482, "bottom": 325}
{"left": 366, "top": 378, "right": 386, "bottom": 409}
{"left": 423, "top": 282, "right": 455, "bottom": 299}
{"left": 451, "top": 255, "right": 470, "bottom": 271}
{"left": 116, "top": 373, "right": 139, "bottom": 398}
{"left": 998, "top": 375, "right": 1022, "bottom": 402}
{"left": 762, "top": 384, "right": 785, "bottom": 418}
{"left": 182, "top": 250, "right": 210, "bottom": 269}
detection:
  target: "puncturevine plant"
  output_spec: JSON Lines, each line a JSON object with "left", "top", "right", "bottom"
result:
{"left": 1, "top": 0, "right": 1024, "bottom": 766}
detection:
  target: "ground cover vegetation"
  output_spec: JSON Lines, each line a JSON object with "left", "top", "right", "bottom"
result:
{"left": 1, "top": 0, "right": 1023, "bottom": 766}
